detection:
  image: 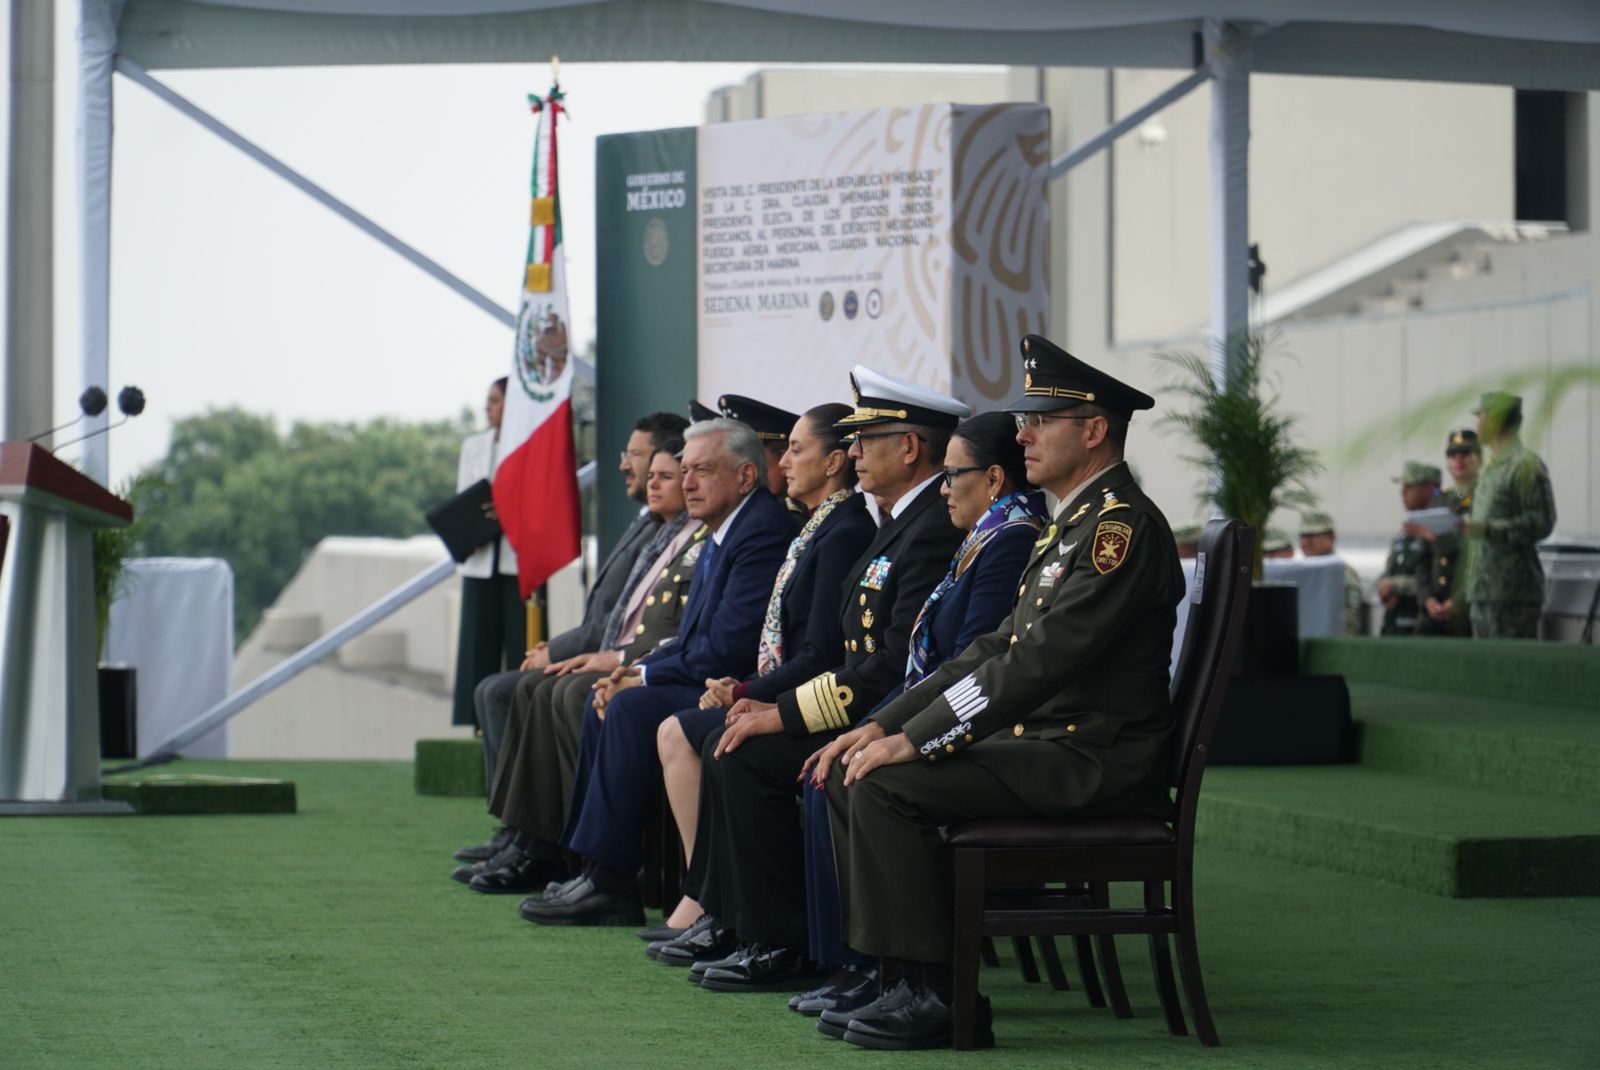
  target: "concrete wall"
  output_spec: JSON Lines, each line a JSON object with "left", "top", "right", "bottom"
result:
{"left": 1118, "top": 287, "right": 1597, "bottom": 542}
{"left": 1108, "top": 72, "right": 1514, "bottom": 343}
{"left": 228, "top": 535, "right": 590, "bottom": 759}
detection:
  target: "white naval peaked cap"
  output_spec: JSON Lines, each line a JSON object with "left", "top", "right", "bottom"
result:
{"left": 835, "top": 364, "right": 972, "bottom": 431}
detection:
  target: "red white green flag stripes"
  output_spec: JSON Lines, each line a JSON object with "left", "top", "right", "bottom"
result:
{"left": 493, "top": 85, "right": 580, "bottom": 599}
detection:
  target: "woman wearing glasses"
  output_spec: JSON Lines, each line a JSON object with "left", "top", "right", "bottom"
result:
{"left": 793, "top": 411, "right": 1047, "bottom": 1020}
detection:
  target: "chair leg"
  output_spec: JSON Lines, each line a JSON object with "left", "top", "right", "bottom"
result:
{"left": 1072, "top": 936, "right": 1107, "bottom": 1009}
{"left": 1013, "top": 937, "right": 1041, "bottom": 983}
{"left": 981, "top": 937, "right": 1000, "bottom": 968}
{"left": 1091, "top": 883, "right": 1133, "bottom": 1019}
{"left": 1037, "top": 936, "right": 1071, "bottom": 991}
{"left": 1145, "top": 881, "right": 1188, "bottom": 1037}
{"left": 951, "top": 849, "right": 986, "bottom": 1051}
{"left": 1173, "top": 874, "right": 1221, "bottom": 1047}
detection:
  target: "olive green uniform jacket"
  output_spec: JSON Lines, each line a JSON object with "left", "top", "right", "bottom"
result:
{"left": 870, "top": 461, "right": 1186, "bottom": 817}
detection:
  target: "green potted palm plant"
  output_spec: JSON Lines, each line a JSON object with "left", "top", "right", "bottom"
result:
{"left": 1157, "top": 333, "right": 1322, "bottom": 673}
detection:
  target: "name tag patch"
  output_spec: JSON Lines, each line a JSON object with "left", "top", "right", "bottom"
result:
{"left": 861, "top": 556, "right": 892, "bottom": 590}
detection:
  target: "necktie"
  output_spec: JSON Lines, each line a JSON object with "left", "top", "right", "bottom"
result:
{"left": 698, "top": 537, "right": 718, "bottom": 579}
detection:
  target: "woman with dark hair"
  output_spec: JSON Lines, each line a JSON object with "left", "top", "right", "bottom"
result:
{"left": 648, "top": 402, "right": 874, "bottom": 934}
{"left": 791, "top": 410, "right": 1047, "bottom": 1017}
{"left": 451, "top": 377, "right": 522, "bottom": 726}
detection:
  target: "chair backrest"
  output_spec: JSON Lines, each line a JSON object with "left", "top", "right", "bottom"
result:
{"left": 0, "top": 515, "right": 8, "bottom": 585}
{"left": 1166, "top": 519, "right": 1254, "bottom": 824}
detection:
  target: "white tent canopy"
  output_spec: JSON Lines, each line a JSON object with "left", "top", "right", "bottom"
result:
{"left": 11, "top": 0, "right": 1600, "bottom": 476}
{"left": 116, "top": 1, "right": 1600, "bottom": 88}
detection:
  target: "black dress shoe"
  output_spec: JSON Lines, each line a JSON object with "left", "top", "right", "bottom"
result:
{"left": 655, "top": 915, "right": 737, "bottom": 967}
{"left": 517, "top": 876, "right": 645, "bottom": 926}
{"left": 637, "top": 922, "right": 687, "bottom": 943}
{"left": 818, "top": 977, "right": 915, "bottom": 1040}
{"left": 451, "top": 840, "right": 519, "bottom": 884}
{"left": 688, "top": 944, "right": 747, "bottom": 985}
{"left": 699, "top": 943, "right": 823, "bottom": 993}
{"left": 467, "top": 848, "right": 565, "bottom": 895}
{"left": 790, "top": 967, "right": 880, "bottom": 1016}
{"left": 841, "top": 980, "right": 993, "bottom": 1050}
{"left": 453, "top": 826, "right": 512, "bottom": 863}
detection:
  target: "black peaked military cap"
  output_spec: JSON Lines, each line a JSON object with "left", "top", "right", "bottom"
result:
{"left": 688, "top": 398, "right": 718, "bottom": 422}
{"left": 1005, "top": 334, "right": 1155, "bottom": 420}
{"left": 834, "top": 364, "right": 970, "bottom": 432}
{"left": 1445, "top": 428, "right": 1481, "bottom": 457}
{"left": 717, "top": 394, "right": 799, "bottom": 443}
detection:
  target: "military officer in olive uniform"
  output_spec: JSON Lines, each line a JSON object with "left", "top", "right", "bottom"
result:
{"left": 1410, "top": 430, "right": 1480, "bottom": 637}
{"left": 693, "top": 394, "right": 809, "bottom": 523}
{"left": 679, "top": 366, "right": 969, "bottom": 993}
{"left": 811, "top": 335, "right": 1185, "bottom": 1050}
{"left": 1377, "top": 462, "right": 1441, "bottom": 636}
{"left": 463, "top": 511, "right": 709, "bottom": 892}
{"left": 1298, "top": 511, "right": 1364, "bottom": 636}
{"left": 1462, "top": 393, "right": 1556, "bottom": 639}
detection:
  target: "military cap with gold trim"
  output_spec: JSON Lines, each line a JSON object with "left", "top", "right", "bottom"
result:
{"left": 1007, "top": 334, "right": 1155, "bottom": 420}
{"left": 1444, "top": 427, "right": 1481, "bottom": 457}
{"left": 835, "top": 364, "right": 970, "bottom": 431}
{"left": 716, "top": 394, "right": 799, "bottom": 443}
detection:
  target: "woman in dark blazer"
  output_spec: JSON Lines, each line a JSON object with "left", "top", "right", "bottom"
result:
{"left": 793, "top": 411, "right": 1048, "bottom": 1015}
{"left": 651, "top": 402, "right": 877, "bottom": 933}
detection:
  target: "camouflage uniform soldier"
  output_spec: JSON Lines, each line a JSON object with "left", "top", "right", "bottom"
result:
{"left": 1463, "top": 394, "right": 1556, "bottom": 639}
{"left": 1299, "top": 511, "right": 1364, "bottom": 636}
{"left": 1410, "top": 429, "right": 1481, "bottom": 637}
{"left": 1377, "top": 462, "right": 1441, "bottom": 636}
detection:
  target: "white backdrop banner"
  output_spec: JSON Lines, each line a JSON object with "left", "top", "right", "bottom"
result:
{"left": 106, "top": 557, "right": 234, "bottom": 757}
{"left": 695, "top": 103, "right": 1050, "bottom": 411}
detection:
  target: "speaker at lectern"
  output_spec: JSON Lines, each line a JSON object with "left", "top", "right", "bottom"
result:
{"left": 0, "top": 442, "right": 134, "bottom": 813}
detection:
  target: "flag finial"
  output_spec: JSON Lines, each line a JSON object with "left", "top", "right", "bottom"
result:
{"left": 551, "top": 54, "right": 560, "bottom": 85}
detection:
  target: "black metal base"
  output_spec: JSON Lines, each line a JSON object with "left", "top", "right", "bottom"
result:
{"left": 1210, "top": 674, "right": 1354, "bottom": 765}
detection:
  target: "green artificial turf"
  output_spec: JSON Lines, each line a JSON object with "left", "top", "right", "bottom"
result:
{"left": 101, "top": 774, "right": 298, "bottom": 815}
{"left": 1302, "top": 637, "right": 1600, "bottom": 710}
{"left": 1351, "top": 683, "right": 1600, "bottom": 797}
{"left": 1, "top": 760, "right": 1596, "bottom": 1069}
{"left": 1198, "top": 766, "right": 1600, "bottom": 897}
{"left": 414, "top": 738, "right": 484, "bottom": 798}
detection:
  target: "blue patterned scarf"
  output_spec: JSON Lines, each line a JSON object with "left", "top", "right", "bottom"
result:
{"left": 904, "top": 489, "right": 1047, "bottom": 685}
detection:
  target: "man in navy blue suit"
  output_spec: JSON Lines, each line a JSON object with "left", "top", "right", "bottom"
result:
{"left": 520, "top": 417, "right": 792, "bottom": 925}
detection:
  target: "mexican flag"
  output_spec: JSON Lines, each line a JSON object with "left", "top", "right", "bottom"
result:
{"left": 493, "top": 84, "right": 581, "bottom": 599}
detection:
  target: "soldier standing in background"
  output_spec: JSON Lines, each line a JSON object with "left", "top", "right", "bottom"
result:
{"left": 1462, "top": 394, "right": 1556, "bottom": 639}
{"left": 1409, "top": 430, "right": 1481, "bottom": 637}
{"left": 1377, "top": 462, "right": 1440, "bottom": 636}
{"left": 1299, "top": 511, "right": 1364, "bottom": 636}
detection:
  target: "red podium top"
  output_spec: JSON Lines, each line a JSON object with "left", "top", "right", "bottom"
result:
{"left": 0, "top": 441, "right": 132, "bottom": 525}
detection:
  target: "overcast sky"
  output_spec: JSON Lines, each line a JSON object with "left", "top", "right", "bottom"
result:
{"left": 4, "top": 4, "right": 759, "bottom": 482}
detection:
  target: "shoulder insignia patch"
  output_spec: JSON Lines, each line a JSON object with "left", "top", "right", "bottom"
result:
{"left": 1092, "top": 520, "right": 1134, "bottom": 575}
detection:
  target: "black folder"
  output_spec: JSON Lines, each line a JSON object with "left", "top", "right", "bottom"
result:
{"left": 426, "top": 479, "right": 502, "bottom": 563}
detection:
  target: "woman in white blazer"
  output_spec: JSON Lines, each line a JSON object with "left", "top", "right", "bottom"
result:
{"left": 452, "top": 377, "right": 523, "bottom": 726}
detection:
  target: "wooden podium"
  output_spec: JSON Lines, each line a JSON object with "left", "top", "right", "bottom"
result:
{"left": 0, "top": 442, "right": 133, "bottom": 812}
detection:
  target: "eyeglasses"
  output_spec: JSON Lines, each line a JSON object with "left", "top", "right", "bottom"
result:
{"left": 941, "top": 465, "right": 985, "bottom": 487}
{"left": 1013, "top": 412, "right": 1094, "bottom": 431}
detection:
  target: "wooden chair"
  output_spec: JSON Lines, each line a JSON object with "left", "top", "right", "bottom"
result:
{"left": 948, "top": 519, "right": 1254, "bottom": 1048}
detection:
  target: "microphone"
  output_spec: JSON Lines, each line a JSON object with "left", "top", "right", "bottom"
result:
{"left": 53, "top": 386, "right": 145, "bottom": 451}
{"left": 27, "top": 386, "right": 109, "bottom": 442}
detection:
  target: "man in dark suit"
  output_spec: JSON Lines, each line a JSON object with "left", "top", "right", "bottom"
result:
{"left": 815, "top": 336, "right": 1185, "bottom": 1049}
{"left": 518, "top": 417, "right": 793, "bottom": 925}
{"left": 694, "top": 393, "right": 809, "bottom": 519}
{"left": 458, "top": 410, "right": 687, "bottom": 863}
{"left": 660, "top": 366, "right": 969, "bottom": 990}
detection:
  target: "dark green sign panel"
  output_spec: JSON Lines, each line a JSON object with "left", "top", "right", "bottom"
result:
{"left": 594, "top": 127, "right": 698, "bottom": 554}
